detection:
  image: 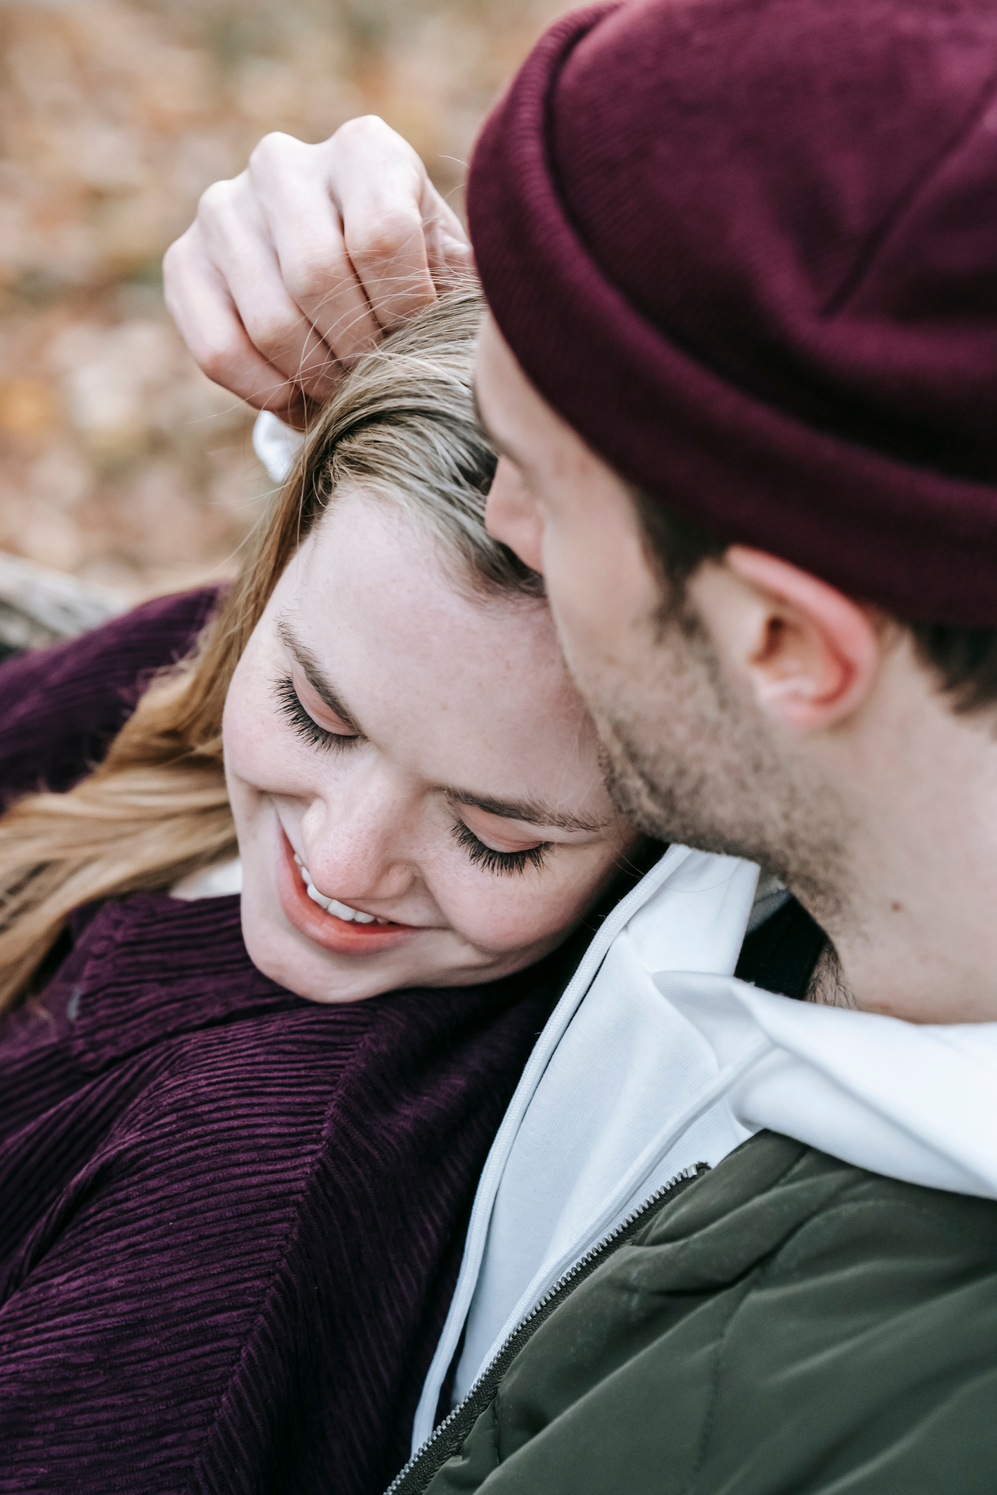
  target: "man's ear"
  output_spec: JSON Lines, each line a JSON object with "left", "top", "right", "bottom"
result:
{"left": 485, "top": 457, "right": 545, "bottom": 573}
{"left": 690, "top": 546, "right": 883, "bottom": 728}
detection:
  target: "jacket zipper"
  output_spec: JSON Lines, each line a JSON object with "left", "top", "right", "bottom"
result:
{"left": 384, "top": 1162, "right": 711, "bottom": 1495}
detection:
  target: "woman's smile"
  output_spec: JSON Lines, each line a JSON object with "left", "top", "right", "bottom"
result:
{"left": 294, "top": 854, "right": 391, "bottom": 923}
{"left": 224, "top": 479, "right": 640, "bottom": 1004}
{"left": 275, "top": 827, "right": 422, "bottom": 957}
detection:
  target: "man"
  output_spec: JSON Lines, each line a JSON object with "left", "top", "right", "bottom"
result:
{"left": 165, "top": 1, "right": 997, "bottom": 1488}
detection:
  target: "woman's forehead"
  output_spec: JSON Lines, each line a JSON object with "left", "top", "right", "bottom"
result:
{"left": 297, "top": 492, "right": 557, "bottom": 679}
{"left": 281, "top": 496, "right": 609, "bottom": 811}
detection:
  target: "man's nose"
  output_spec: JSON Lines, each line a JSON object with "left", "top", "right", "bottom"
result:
{"left": 485, "top": 457, "right": 546, "bottom": 573}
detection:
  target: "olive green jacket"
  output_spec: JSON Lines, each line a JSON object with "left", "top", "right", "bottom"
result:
{"left": 389, "top": 1132, "right": 997, "bottom": 1495}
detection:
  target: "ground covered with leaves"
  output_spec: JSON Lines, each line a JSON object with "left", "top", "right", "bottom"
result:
{"left": 0, "top": 0, "right": 564, "bottom": 600}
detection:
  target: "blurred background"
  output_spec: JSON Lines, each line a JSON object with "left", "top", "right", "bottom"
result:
{"left": 0, "top": 0, "right": 568, "bottom": 627}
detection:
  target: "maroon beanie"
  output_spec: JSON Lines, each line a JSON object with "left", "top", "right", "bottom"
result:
{"left": 467, "top": 0, "right": 997, "bottom": 624}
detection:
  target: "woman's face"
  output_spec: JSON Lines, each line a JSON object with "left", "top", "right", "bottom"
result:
{"left": 223, "top": 487, "right": 640, "bottom": 1004}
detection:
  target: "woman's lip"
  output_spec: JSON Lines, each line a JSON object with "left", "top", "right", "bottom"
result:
{"left": 276, "top": 830, "right": 421, "bottom": 957}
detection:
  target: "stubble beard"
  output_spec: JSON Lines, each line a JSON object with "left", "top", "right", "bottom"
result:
{"left": 586, "top": 598, "right": 853, "bottom": 933}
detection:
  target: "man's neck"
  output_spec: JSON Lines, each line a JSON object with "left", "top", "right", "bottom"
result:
{"left": 799, "top": 680, "right": 997, "bottom": 1024}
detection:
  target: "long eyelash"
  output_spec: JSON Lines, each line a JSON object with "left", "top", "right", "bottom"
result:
{"left": 451, "top": 819, "right": 548, "bottom": 877}
{"left": 274, "top": 674, "right": 545, "bottom": 870}
{"left": 273, "top": 675, "right": 357, "bottom": 753}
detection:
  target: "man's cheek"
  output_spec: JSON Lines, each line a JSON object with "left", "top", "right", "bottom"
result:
{"left": 546, "top": 554, "right": 620, "bottom": 684}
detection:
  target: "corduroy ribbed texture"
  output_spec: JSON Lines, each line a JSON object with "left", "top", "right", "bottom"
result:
{"left": 0, "top": 587, "right": 220, "bottom": 809}
{"left": 0, "top": 597, "right": 565, "bottom": 1494}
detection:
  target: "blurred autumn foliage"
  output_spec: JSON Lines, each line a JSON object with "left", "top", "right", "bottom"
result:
{"left": 0, "top": 0, "right": 567, "bottom": 600}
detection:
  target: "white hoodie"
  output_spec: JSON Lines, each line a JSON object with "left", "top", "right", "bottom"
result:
{"left": 411, "top": 843, "right": 997, "bottom": 1450}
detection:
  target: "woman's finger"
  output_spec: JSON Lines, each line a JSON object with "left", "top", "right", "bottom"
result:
{"left": 164, "top": 120, "right": 476, "bottom": 417}
{"left": 415, "top": 168, "right": 474, "bottom": 288}
{"left": 163, "top": 231, "right": 311, "bottom": 422}
{"left": 328, "top": 117, "right": 451, "bottom": 331}
{"left": 247, "top": 132, "right": 384, "bottom": 368}
{"left": 165, "top": 175, "right": 334, "bottom": 412}
{"left": 194, "top": 172, "right": 343, "bottom": 404}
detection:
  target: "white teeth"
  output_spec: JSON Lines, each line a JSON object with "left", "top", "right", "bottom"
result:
{"left": 326, "top": 896, "right": 357, "bottom": 921}
{"left": 294, "top": 853, "right": 390, "bottom": 925}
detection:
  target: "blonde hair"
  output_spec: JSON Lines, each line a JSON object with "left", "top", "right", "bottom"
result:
{"left": 0, "top": 290, "right": 540, "bottom": 1012}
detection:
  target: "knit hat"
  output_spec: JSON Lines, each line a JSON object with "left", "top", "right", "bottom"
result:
{"left": 467, "top": 0, "right": 997, "bottom": 624}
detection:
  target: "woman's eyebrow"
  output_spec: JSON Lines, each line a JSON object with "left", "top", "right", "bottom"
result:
{"left": 277, "top": 618, "right": 363, "bottom": 734}
{"left": 447, "top": 790, "right": 609, "bottom": 835}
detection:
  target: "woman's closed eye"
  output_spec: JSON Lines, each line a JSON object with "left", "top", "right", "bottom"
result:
{"left": 274, "top": 675, "right": 358, "bottom": 752}
{"left": 274, "top": 663, "right": 557, "bottom": 875}
{"left": 450, "top": 819, "right": 549, "bottom": 876}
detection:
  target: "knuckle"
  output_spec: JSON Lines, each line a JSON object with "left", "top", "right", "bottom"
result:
{"left": 249, "top": 130, "right": 302, "bottom": 176}
{"left": 196, "top": 176, "right": 238, "bottom": 221}
{"left": 241, "top": 309, "right": 292, "bottom": 358}
{"left": 282, "top": 249, "right": 340, "bottom": 304}
{"left": 194, "top": 338, "right": 238, "bottom": 384}
{"left": 346, "top": 209, "right": 421, "bottom": 270}
{"left": 332, "top": 113, "right": 389, "bottom": 147}
{"left": 161, "top": 236, "right": 183, "bottom": 277}
{"left": 161, "top": 233, "right": 199, "bottom": 307}
{"left": 250, "top": 130, "right": 287, "bottom": 162}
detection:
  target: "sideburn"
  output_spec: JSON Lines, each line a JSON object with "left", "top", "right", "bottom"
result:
{"left": 597, "top": 581, "right": 854, "bottom": 934}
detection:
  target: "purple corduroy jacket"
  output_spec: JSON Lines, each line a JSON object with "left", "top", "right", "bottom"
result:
{"left": 0, "top": 591, "right": 572, "bottom": 1495}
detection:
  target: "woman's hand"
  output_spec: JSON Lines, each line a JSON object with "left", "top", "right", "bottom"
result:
{"left": 163, "top": 117, "right": 473, "bottom": 428}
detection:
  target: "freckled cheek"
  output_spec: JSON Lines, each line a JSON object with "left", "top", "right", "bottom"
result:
{"left": 222, "top": 675, "right": 311, "bottom": 800}
{"left": 440, "top": 873, "right": 583, "bottom": 956}
{"left": 221, "top": 681, "right": 271, "bottom": 794}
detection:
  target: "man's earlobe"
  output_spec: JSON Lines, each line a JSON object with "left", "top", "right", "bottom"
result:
{"left": 707, "top": 547, "right": 883, "bottom": 728}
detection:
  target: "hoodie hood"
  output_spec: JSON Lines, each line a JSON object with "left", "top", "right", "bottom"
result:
{"left": 670, "top": 974, "right": 997, "bottom": 1199}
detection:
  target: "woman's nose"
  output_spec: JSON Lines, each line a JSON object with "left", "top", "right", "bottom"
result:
{"left": 298, "top": 782, "right": 417, "bottom": 905}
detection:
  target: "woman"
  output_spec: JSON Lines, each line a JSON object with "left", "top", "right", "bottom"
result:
{"left": 156, "top": 122, "right": 833, "bottom": 1495}
{"left": 0, "top": 293, "right": 645, "bottom": 1495}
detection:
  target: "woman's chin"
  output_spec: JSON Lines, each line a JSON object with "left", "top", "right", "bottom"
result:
{"left": 232, "top": 817, "right": 425, "bottom": 1002}
{"left": 240, "top": 901, "right": 403, "bottom": 1004}
{"left": 236, "top": 825, "right": 559, "bottom": 1001}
